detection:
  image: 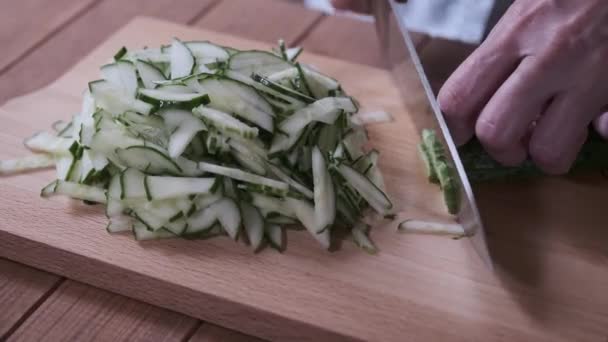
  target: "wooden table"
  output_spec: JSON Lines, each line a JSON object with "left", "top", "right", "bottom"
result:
{"left": 0, "top": 0, "right": 475, "bottom": 340}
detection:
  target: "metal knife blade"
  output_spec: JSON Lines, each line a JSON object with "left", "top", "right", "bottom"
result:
{"left": 372, "top": 0, "right": 493, "bottom": 269}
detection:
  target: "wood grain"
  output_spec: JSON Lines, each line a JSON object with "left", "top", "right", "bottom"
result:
{"left": 7, "top": 280, "right": 198, "bottom": 342}
{"left": 189, "top": 324, "right": 266, "bottom": 342}
{"left": 1, "top": 17, "right": 607, "bottom": 342}
{"left": 194, "top": 0, "right": 322, "bottom": 45}
{"left": 0, "top": 0, "right": 218, "bottom": 105}
{"left": 0, "top": 259, "right": 61, "bottom": 338}
{"left": 302, "top": 14, "right": 386, "bottom": 68}
{"left": 0, "top": 0, "right": 97, "bottom": 73}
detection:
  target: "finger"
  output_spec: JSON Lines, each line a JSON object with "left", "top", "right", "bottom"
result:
{"left": 474, "top": 57, "right": 550, "bottom": 165}
{"left": 438, "top": 37, "right": 519, "bottom": 145}
{"left": 593, "top": 112, "right": 608, "bottom": 139}
{"left": 331, "top": 0, "right": 371, "bottom": 13}
{"left": 529, "top": 94, "right": 596, "bottom": 175}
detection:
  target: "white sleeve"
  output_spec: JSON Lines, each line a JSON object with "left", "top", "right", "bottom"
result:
{"left": 303, "top": 0, "right": 497, "bottom": 45}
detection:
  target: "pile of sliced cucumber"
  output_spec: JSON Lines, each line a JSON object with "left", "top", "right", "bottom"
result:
{"left": 1, "top": 38, "right": 394, "bottom": 253}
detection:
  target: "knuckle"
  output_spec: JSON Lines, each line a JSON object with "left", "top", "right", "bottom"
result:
{"left": 438, "top": 82, "right": 468, "bottom": 117}
{"left": 475, "top": 119, "right": 511, "bottom": 151}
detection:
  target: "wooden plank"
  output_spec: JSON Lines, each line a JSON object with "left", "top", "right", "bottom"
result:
{"left": 189, "top": 324, "right": 266, "bottom": 342}
{"left": 7, "top": 280, "right": 198, "bottom": 342}
{"left": 0, "top": 259, "right": 61, "bottom": 339}
{"left": 194, "top": 0, "right": 322, "bottom": 45}
{"left": 1, "top": 17, "right": 607, "bottom": 342}
{"left": 0, "top": 0, "right": 97, "bottom": 73}
{"left": 0, "top": 0, "right": 218, "bottom": 105}
{"left": 301, "top": 15, "right": 386, "bottom": 68}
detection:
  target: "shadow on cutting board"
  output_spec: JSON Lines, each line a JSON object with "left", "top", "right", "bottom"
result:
{"left": 475, "top": 172, "right": 608, "bottom": 321}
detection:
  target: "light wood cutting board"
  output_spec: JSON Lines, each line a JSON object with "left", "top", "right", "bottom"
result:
{"left": 0, "top": 17, "right": 607, "bottom": 342}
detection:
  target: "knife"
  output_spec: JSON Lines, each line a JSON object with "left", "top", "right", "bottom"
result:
{"left": 372, "top": 0, "right": 493, "bottom": 269}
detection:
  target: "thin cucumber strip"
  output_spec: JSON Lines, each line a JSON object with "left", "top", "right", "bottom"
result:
{"left": 133, "top": 222, "right": 174, "bottom": 241}
{"left": 351, "top": 222, "right": 377, "bottom": 254}
{"left": 266, "top": 162, "right": 313, "bottom": 199}
{"left": 267, "top": 215, "right": 297, "bottom": 225}
{"left": 398, "top": 219, "right": 466, "bottom": 238}
{"left": 116, "top": 146, "right": 182, "bottom": 175}
{"left": 300, "top": 65, "right": 341, "bottom": 99}
{"left": 230, "top": 145, "right": 267, "bottom": 175}
{"left": 106, "top": 173, "right": 124, "bottom": 217}
{"left": 0, "top": 154, "right": 55, "bottom": 175}
{"left": 121, "top": 168, "right": 148, "bottom": 200}
{"left": 251, "top": 73, "right": 315, "bottom": 104}
{"left": 193, "top": 106, "right": 258, "bottom": 139}
{"left": 286, "top": 47, "right": 303, "bottom": 61}
{"left": 225, "top": 70, "right": 306, "bottom": 109}
{"left": 312, "top": 147, "right": 335, "bottom": 232}
{"left": 145, "top": 175, "right": 216, "bottom": 200}
{"left": 155, "top": 84, "right": 193, "bottom": 93}
{"left": 164, "top": 216, "right": 188, "bottom": 236}
{"left": 138, "top": 88, "right": 210, "bottom": 105}
{"left": 194, "top": 192, "right": 223, "bottom": 210}
{"left": 131, "top": 198, "right": 190, "bottom": 231}
{"left": 52, "top": 120, "right": 70, "bottom": 133}
{"left": 270, "top": 97, "right": 357, "bottom": 153}
{"left": 198, "top": 161, "right": 289, "bottom": 194}
{"left": 285, "top": 198, "right": 330, "bottom": 249}
{"left": 107, "top": 216, "right": 133, "bottom": 233}
{"left": 187, "top": 197, "right": 240, "bottom": 239}
{"left": 160, "top": 109, "right": 207, "bottom": 157}
{"left": 265, "top": 224, "right": 284, "bottom": 251}
{"left": 342, "top": 128, "right": 368, "bottom": 161}
{"left": 90, "top": 80, "right": 153, "bottom": 115}
{"left": 337, "top": 164, "right": 392, "bottom": 215}
{"left": 24, "top": 132, "right": 73, "bottom": 154}
{"left": 251, "top": 193, "right": 296, "bottom": 218}
{"left": 239, "top": 201, "right": 265, "bottom": 250}
{"left": 197, "top": 77, "right": 275, "bottom": 132}
{"left": 135, "top": 60, "right": 166, "bottom": 89}
{"left": 41, "top": 180, "right": 107, "bottom": 204}
{"left": 170, "top": 38, "right": 195, "bottom": 79}
{"left": 101, "top": 60, "right": 138, "bottom": 97}
{"left": 229, "top": 50, "right": 294, "bottom": 77}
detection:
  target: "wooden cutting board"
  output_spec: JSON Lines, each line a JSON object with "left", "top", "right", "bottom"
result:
{"left": 1, "top": 17, "right": 607, "bottom": 342}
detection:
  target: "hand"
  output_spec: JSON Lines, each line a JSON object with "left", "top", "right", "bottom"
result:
{"left": 438, "top": 0, "right": 608, "bottom": 174}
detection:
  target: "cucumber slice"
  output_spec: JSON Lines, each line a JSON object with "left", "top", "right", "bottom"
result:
{"left": 185, "top": 41, "right": 230, "bottom": 61}
{"left": 160, "top": 109, "right": 207, "bottom": 158}
{"left": 198, "top": 161, "right": 288, "bottom": 194}
{"left": 133, "top": 222, "right": 174, "bottom": 241}
{"left": 155, "top": 84, "right": 193, "bottom": 93}
{"left": 285, "top": 198, "right": 330, "bottom": 249}
{"left": 41, "top": 180, "right": 107, "bottom": 204}
{"left": 193, "top": 192, "right": 223, "bottom": 210}
{"left": 266, "top": 162, "right": 313, "bottom": 199}
{"left": 121, "top": 168, "right": 147, "bottom": 200}
{"left": 101, "top": 60, "right": 138, "bottom": 97}
{"left": 170, "top": 38, "right": 195, "bottom": 79}
{"left": 135, "top": 60, "right": 166, "bottom": 89}
{"left": 197, "top": 77, "right": 275, "bottom": 132}
{"left": 239, "top": 201, "right": 264, "bottom": 250}
{"left": 116, "top": 146, "right": 182, "bottom": 175}
{"left": 106, "top": 216, "right": 133, "bottom": 233}
{"left": 312, "top": 147, "right": 335, "bottom": 232}
{"left": 145, "top": 175, "right": 215, "bottom": 200}
{"left": 351, "top": 222, "right": 377, "bottom": 254}
{"left": 229, "top": 50, "right": 293, "bottom": 77}
{"left": 300, "top": 65, "right": 341, "bottom": 99}
{"left": 265, "top": 224, "right": 284, "bottom": 251}
{"left": 193, "top": 106, "right": 258, "bottom": 139}
{"left": 90, "top": 80, "right": 153, "bottom": 115}
{"left": 398, "top": 219, "right": 466, "bottom": 238}
{"left": 138, "top": 88, "right": 209, "bottom": 107}
{"left": 225, "top": 70, "right": 306, "bottom": 110}
{"left": 337, "top": 164, "right": 392, "bottom": 215}
{"left": 251, "top": 73, "right": 315, "bottom": 104}
{"left": 270, "top": 97, "right": 356, "bottom": 153}
{"left": 251, "top": 193, "right": 296, "bottom": 218}
{"left": 187, "top": 197, "right": 240, "bottom": 239}
{"left": 24, "top": 132, "right": 72, "bottom": 154}
{"left": 0, "top": 154, "right": 55, "bottom": 175}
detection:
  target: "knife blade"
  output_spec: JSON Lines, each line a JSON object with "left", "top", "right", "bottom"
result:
{"left": 372, "top": 0, "right": 493, "bottom": 269}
